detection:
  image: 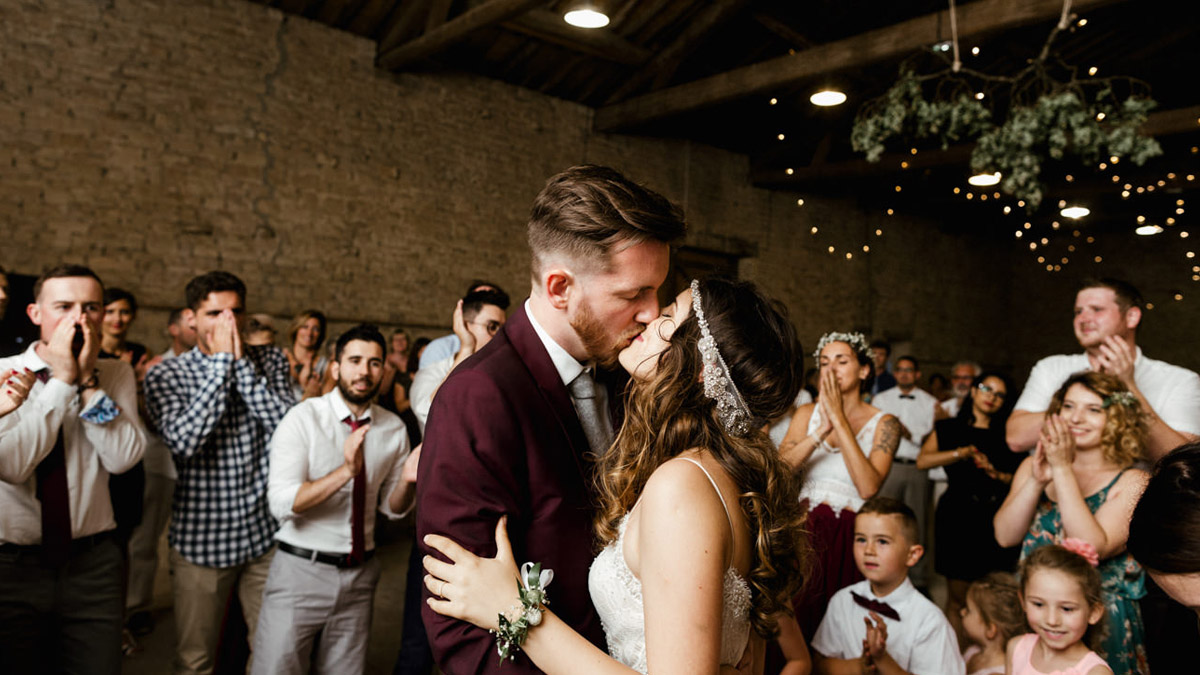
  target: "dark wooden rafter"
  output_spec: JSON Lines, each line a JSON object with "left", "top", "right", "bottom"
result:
{"left": 595, "top": 0, "right": 1129, "bottom": 132}
{"left": 502, "top": 9, "right": 652, "bottom": 66}
{"left": 378, "top": 0, "right": 549, "bottom": 70}
{"left": 607, "top": 0, "right": 749, "bottom": 102}
{"left": 751, "top": 11, "right": 815, "bottom": 50}
{"left": 374, "top": 1, "right": 430, "bottom": 47}
{"left": 345, "top": 0, "right": 400, "bottom": 37}
{"left": 315, "top": 0, "right": 363, "bottom": 26}
{"left": 425, "top": 0, "right": 455, "bottom": 32}
{"left": 751, "top": 105, "right": 1200, "bottom": 187}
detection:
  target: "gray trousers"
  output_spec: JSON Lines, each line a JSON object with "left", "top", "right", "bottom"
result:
{"left": 0, "top": 536, "right": 125, "bottom": 675}
{"left": 878, "top": 460, "right": 932, "bottom": 587}
{"left": 126, "top": 472, "right": 175, "bottom": 614}
{"left": 251, "top": 548, "right": 382, "bottom": 675}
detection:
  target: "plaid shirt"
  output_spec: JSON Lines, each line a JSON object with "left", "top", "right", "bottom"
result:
{"left": 144, "top": 345, "right": 295, "bottom": 567}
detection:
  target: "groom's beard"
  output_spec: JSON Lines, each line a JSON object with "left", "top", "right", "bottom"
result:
{"left": 571, "top": 300, "right": 643, "bottom": 370}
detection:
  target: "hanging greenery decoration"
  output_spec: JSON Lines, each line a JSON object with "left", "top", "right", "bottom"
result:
{"left": 849, "top": 3, "right": 1162, "bottom": 210}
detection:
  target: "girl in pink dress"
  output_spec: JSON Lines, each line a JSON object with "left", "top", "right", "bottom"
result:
{"left": 961, "top": 572, "right": 1026, "bottom": 675}
{"left": 1009, "top": 545, "right": 1112, "bottom": 675}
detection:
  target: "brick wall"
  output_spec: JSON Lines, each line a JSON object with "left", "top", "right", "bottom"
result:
{"left": 2, "top": 0, "right": 1038, "bottom": 380}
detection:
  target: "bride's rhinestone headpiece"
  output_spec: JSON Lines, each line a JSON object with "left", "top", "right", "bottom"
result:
{"left": 813, "top": 331, "right": 870, "bottom": 361}
{"left": 691, "top": 279, "right": 754, "bottom": 436}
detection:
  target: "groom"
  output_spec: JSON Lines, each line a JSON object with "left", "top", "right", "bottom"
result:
{"left": 417, "top": 165, "right": 686, "bottom": 674}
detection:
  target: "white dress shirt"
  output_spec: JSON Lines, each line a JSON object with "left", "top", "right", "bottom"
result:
{"left": 525, "top": 299, "right": 611, "bottom": 431}
{"left": 812, "top": 578, "right": 965, "bottom": 675}
{"left": 872, "top": 387, "right": 938, "bottom": 461}
{"left": 0, "top": 344, "right": 147, "bottom": 544}
{"left": 410, "top": 355, "right": 455, "bottom": 432}
{"left": 1013, "top": 348, "right": 1200, "bottom": 436}
{"left": 267, "top": 389, "right": 411, "bottom": 553}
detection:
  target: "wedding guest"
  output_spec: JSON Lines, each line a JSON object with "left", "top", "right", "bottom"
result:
{"left": 144, "top": 270, "right": 294, "bottom": 675}
{"left": 928, "top": 372, "right": 951, "bottom": 402}
{"left": 99, "top": 287, "right": 148, "bottom": 371}
{"left": 939, "top": 361, "right": 981, "bottom": 419}
{"left": 285, "top": 309, "right": 328, "bottom": 401}
{"left": 994, "top": 372, "right": 1149, "bottom": 674}
{"left": 779, "top": 331, "right": 900, "bottom": 636}
{"left": 253, "top": 325, "right": 417, "bottom": 674}
{"left": 417, "top": 280, "right": 506, "bottom": 369}
{"left": 245, "top": 313, "right": 277, "bottom": 347}
{"left": 0, "top": 367, "right": 37, "bottom": 418}
{"left": 0, "top": 264, "right": 147, "bottom": 674}
{"left": 917, "top": 372, "right": 1022, "bottom": 643}
{"left": 868, "top": 339, "right": 896, "bottom": 397}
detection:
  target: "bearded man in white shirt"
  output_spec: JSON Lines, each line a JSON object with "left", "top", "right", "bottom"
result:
{"left": 252, "top": 324, "right": 418, "bottom": 674}
{"left": 1007, "top": 278, "right": 1200, "bottom": 459}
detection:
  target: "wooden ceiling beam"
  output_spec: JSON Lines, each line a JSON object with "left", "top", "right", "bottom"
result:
{"left": 750, "top": 105, "right": 1200, "bottom": 187}
{"left": 378, "top": 0, "right": 548, "bottom": 69}
{"left": 425, "top": 0, "right": 456, "bottom": 32}
{"left": 501, "top": 9, "right": 652, "bottom": 66}
{"left": 595, "top": 0, "right": 1129, "bottom": 131}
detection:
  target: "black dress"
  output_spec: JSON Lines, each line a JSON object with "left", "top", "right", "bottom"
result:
{"left": 933, "top": 417, "right": 1024, "bottom": 580}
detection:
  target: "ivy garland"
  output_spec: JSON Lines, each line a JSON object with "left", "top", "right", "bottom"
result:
{"left": 850, "top": 18, "right": 1162, "bottom": 211}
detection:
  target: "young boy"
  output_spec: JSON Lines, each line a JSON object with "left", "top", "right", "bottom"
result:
{"left": 812, "top": 497, "right": 965, "bottom": 675}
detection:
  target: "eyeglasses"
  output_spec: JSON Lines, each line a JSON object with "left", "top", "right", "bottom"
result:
{"left": 977, "top": 383, "right": 1007, "bottom": 399}
{"left": 894, "top": 366, "right": 916, "bottom": 373}
{"left": 470, "top": 320, "right": 503, "bottom": 336}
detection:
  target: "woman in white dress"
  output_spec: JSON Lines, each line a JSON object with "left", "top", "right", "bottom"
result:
{"left": 422, "top": 278, "right": 811, "bottom": 674}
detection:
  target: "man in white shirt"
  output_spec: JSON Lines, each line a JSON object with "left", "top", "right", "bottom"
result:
{"left": 409, "top": 288, "right": 509, "bottom": 431}
{"left": 936, "top": 361, "right": 980, "bottom": 420}
{"left": 872, "top": 355, "right": 938, "bottom": 590}
{"left": 1007, "top": 278, "right": 1200, "bottom": 459}
{"left": 0, "top": 264, "right": 147, "bottom": 674}
{"left": 253, "top": 324, "right": 417, "bottom": 674}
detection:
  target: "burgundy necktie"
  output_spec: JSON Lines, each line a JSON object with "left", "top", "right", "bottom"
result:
{"left": 850, "top": 590, "right": 901, "bottom": 621}
{"left": 342, "top": 416, "right": 370, "bottom": 564}
{"left": 35, "top": 369, "right": 72, "bottom": 566}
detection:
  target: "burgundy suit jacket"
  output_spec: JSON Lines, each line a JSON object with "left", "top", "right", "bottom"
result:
{"left": 417, "top": 305, "right": 618, "bottom": 674}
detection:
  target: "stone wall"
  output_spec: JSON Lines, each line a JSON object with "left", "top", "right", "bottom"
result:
{"left": 2, "top": 0, "right": 1029, "bottom": 380}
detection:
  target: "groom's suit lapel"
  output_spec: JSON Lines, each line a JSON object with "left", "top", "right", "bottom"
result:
{"left": 505, "top": 306, "right": 593, "bottom": 484}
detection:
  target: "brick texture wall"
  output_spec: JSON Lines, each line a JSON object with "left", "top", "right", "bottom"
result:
{"left": 2, "top": 0, "right": 1087, "bottom": 383}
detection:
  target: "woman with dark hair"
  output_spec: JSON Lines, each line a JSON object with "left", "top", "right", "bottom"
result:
{"left": 778, "top": 331, "right": 901, "bottom": 636}
{"left": 916, "top": 371, "right": 1022, "bottom": 643}
{"left": 285, "top": 309, "right": 327, "bottom": 400}
{"left": 421, "top": 278, "right": 811, "bottom": 674}
{"left": 100, "top": 287, "right": 149, "bottom": 374}
{"left": 994, "top": 371, "right": 1150, "bottom": 674}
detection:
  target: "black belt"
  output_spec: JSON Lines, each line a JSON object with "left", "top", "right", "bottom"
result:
{"left": 0, "top": 530, "right": 114, "bottom": 561}
{"left": 278, "top": 541, "right": 374, "bottom": 568}
{"left": 893, "top": 457, "right": 918, "bottom": 465}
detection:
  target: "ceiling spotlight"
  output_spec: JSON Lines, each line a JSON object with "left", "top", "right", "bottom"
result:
{"left": 564, "top": 6, "right": 609, "bottom": 28}
{"left": 1061, "top": 206, "right": 1090, "bottom": 219}
{"left": 968, "top": 172, "right": 1002, "bottom": 186}
{"left": 934, "top": 41, "right": 952, "bottom": 52}
{"left": 810, "top": 90, "right": 847, "bottom": 106}
{"left": 1136, "top": 224, "right": 1164, "bottom": 236}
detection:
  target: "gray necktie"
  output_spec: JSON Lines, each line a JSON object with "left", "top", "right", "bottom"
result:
{"left": 568, "top": 369, "right": 613, "bottom": 455}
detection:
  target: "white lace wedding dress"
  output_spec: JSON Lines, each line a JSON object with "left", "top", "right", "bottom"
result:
{"left": 587, "top": 458, "right": 752, "bottom": 674}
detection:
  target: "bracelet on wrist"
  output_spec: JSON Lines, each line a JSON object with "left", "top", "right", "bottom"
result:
{"left": 491, "top": 562, "right": 553, "bottom": 663}
{"left": 77, "top": 369, "right": 100, "bottom": 391}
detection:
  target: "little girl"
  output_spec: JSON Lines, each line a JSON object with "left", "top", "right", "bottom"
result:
{"left": 1009, "top": 545, "right": 1112, "bottom": 675}
{"left": 960, "top": 573, "right": 1026, "bottom": 675}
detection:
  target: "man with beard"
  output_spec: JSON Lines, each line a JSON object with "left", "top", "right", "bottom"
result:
{"left": 253, "top": 324, "right": 416, "bottom": 674}
{"left": 417, "top": 165, "right": 686, "bottom": 674}
{"left": 936, "top": 360, "right": 980, "bottom": 420}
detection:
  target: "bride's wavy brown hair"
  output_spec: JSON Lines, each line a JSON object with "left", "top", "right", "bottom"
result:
{"left": 594, "top": 277, "right": 811, "bottom": 638}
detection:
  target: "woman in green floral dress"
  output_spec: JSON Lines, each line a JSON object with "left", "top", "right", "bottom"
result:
{"left": 994, "top": 371, "right": 1150, "bottom": 674}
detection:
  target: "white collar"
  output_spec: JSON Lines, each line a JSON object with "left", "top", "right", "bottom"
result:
{"left": 22, "top": 342, "right": 50, "bottom": 372}
{"left": 868, "top": 576, "right": 917, "bottom": 603}
{"left": 524, "top": 298, "right": 588, "bottom": 387}
{"left": 327, "top": 388, "right": 371, "bottom": 423}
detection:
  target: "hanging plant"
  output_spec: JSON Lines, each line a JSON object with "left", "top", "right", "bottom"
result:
{"left": 849, "top": 3, "right": 1162, "bottom": 210}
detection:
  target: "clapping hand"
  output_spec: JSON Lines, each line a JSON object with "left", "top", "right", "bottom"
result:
{"left": 1030, "top": 442, "right": 1054, "bottom": 484}
{"left": 1095, "top": 335, "right": 1136, "bottom": 385}
{"left": 343, "top": 423, "right": 369, "bottom": 476}
{"left": 208, "top": 309, "right": 243, "bottom": 359}
{"left": 0, "top": 368, "right": 37, "bottom": 418}
{"left": 424, "top": 516, "right": 521, "bottom": 632}
{"left": 1039, "top": 414, "right": 1076, "bottom": 469}
{"left": 818, "top": 368, "right": 846, "bottom": 428}
{"left": 863, "top": 612, "right": 889, "bottom": 671}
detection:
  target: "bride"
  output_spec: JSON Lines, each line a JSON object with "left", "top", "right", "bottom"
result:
{"left": 422, "top": 277, "right": 811, "bottom": 674}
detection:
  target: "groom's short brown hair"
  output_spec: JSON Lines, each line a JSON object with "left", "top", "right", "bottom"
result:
{"left": 527, "top": 165, "right": 685, "bottom": 278}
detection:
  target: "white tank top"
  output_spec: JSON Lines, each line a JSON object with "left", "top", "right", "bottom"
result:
{"left": 797, "top": 406, "right": 887, "bottom": 513}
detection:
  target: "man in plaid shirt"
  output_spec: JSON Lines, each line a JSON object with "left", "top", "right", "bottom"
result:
{"left": 144, "top": 271, "right": 295, "bottom": 675}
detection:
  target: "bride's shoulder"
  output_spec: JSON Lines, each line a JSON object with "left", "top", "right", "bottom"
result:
{"left": 639, "top": 453, "right": 732, "bottom": 518}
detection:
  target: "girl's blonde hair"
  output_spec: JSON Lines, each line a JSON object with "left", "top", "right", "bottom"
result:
{"left": 1047, "top": 371, "right": 1143, "bottom": 467}
{"left": 966, "top": 572, "right": 1028, "bottom": 644}
{"left": 1019, "top": 545, "right": 1107, "bottom": 653}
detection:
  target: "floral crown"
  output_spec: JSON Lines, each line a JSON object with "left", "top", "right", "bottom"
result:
{"left": 691, "top": 279, "right": 756, "bottom": 437}
{"left": 812, "top": 331, "right": 871, "bottom": 361}
{"left": 1101, "top": 391, "right": 1137, "bottom": 409}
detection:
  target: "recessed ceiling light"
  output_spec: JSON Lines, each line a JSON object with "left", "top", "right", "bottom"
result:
{"left": 564, "top": 8, "right": 609, "bottom": 28}
{"left": 968, "top": 172, "right": 1001, "bottom": 186}
{"left": 1136, "top": 224, "right": 1164, "bottom": 236}
{"left": 1061, "top": 206, "right": 1090, "bottom": 218}
{"left": 810, "top": 90, "right": 847, "bottom": 106}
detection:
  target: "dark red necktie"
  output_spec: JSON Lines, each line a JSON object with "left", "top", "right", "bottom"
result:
{"left": 342, "top": 416, "right": 370, "bottom": 564}
{"left": 850, "top": 590, "right": 901, "bottom": 621}
{"left": 35, "top": 369, "right": 72, "bottom": 566}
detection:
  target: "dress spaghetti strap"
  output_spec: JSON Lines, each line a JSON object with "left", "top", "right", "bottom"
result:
{"left": 676, "top": 457, "right": 736, "bottom": 545}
